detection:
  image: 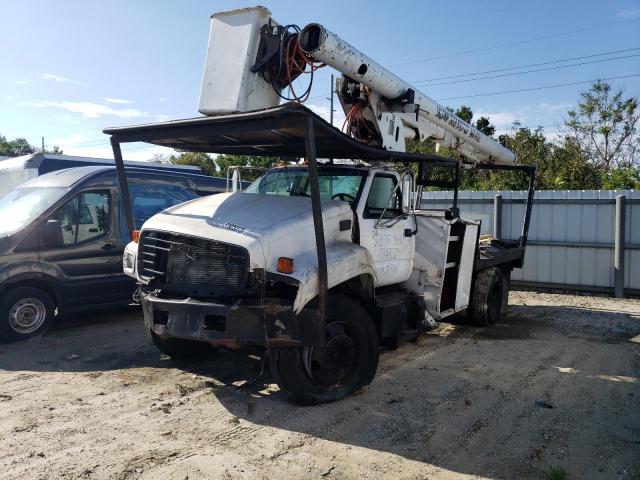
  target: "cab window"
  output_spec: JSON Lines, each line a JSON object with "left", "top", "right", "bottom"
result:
{"left": 245, "top": 168, "right": 365, "bottom": 206}
{"left": 50, "top": 191, "right": 111, "bottom": 245}
{"left": 364, "top": 175, "right": 402, "bottom": 219}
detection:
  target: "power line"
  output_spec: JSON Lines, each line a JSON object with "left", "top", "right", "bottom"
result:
{"left": 392, "top": 18, "right": 640, "bottom": 67}
{"left": 493, "top": 123, "right": 562, "bottom": 133}
{"left": 435, "top": 73, "right": 640, "bottom": 101}
{"left": 414, "top": 53, "right": 640, "bottom": 87}
{"left": 411, "top": 47, "right": 640, "bottom": 84}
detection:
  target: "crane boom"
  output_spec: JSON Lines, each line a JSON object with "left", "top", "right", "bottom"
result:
{"left": 299, "top": 24, "right": 516, "bottom": 166}
{"left": 196, "top": 7, "right": 516, "bottom": 165}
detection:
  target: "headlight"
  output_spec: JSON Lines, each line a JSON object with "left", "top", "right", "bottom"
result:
{"left": 123, "top": 251, "right": 136, "bottom": 273}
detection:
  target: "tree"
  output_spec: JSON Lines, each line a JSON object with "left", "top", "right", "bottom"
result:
{"left": 166, "top": 152, "right": 277, "bottom": 180}
{"left": 46, "top": 146, "right": 64, "bottom": 155}
{"left": 0, "top": 134, "right": 63, "bottom": 157}
{"left": 168, "top": 152, "right": 217, "bottom": 176}
{"left": 548, "top": 137, "right": 603, "bottom": 189}
{"left": 452, "top": 106, "right": 497, "bottom": 136}
{"left": 149, "top": 153, "right": 171, "bottom": 164}
{"left": 214, "top": 154, "right": 278, "bottom": 181}
{"left": 0, "top": 135, "right": 36, "bottom": 156}
{"left": 475, "top": 117, "right": 495, "bottom": 137}
{"left": 454, "top": 105, "right": 473, "bottom": 123}
{"left": 565, "top": 80, "right": 639, "bottom": 172}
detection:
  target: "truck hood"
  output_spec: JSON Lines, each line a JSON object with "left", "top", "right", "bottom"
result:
{"left": 141, "top": 192, "right": 352, "bottom": 271}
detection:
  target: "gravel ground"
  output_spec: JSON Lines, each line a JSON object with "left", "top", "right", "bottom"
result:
{"left": 0, "top": 291, "right": 639, "bottom": 480}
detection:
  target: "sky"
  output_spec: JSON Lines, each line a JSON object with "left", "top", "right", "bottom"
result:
{"left": 1, "top": 0, "right": 639, "bottom": 161}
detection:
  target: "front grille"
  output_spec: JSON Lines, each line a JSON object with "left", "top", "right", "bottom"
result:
{"left": 138, "top": 231, "right": 249, "bottom": 291}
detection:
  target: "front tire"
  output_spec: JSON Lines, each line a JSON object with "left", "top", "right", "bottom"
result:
{"left": 469, "top": 267, "right": 504, "bottom": 326}
{"left": 0, "top": 287, "right": 55, "bottom": 342}
{"left": 149, "top": 330, "right": 216, "bottom": 360}
{"left": 270, "top": 294, "right": 379, "bottom": 405}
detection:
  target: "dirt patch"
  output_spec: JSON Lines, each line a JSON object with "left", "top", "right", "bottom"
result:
{"left": 0, "top": 292, "right": 639, "bottom": 479}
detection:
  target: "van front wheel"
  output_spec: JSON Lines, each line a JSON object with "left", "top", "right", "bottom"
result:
{"left": 0, "top": 287, "right": 55, "bottom": 342}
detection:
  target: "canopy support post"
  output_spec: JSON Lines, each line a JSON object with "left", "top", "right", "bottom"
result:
{"left": 110, "top": 136, "right": 135, "bottom": 236}
{"left": 304, "top": 117, "right": 328, "bottom": 326}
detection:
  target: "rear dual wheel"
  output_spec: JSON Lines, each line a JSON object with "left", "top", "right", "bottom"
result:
{"left": 270, "top": 294, "right": 379, "bottom": 405}
{"left": 469, "top": 267, "right": 505, "bottom": 326}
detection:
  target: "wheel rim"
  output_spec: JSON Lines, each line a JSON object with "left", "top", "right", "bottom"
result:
{"left": 303, "top": 321, "right": 356, "bottom": 388}
{"left": 8, "top": 298, "right": 47, "bottom": 334}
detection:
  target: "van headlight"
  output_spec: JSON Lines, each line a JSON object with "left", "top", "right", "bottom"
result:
{"left": 123, "top": 251, "right": 136, "bottom": 274}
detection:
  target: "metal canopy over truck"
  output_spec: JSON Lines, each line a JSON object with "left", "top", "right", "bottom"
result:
{"left": 105, "top": 6, "right": 535, "bottom": 405}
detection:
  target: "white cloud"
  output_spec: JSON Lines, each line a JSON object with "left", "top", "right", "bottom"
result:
{"left": 306, "top": 102, "right": 345, "bottom": 128}
{"left": 61, "top": 143, "right": 175, "bottom": 162}
{"left": 473, "top": 110, "right": 519, "bottom": 129}
{"left": 13, "top": 80, "right": 28, "bottom": 86}
{"left": 42, "top": 73, "right": 88, "bottom": 87}
{"left": 617, "top": 7, "right": 640, "bottom": 19}
{"left": 23, "top": 100, "right": 151, "bottom": 119}
{"left": 475, "top": 102, "right": 572, "bottom": 130}
{"left": 156, "top": 97, "right": 167, "bottom": 102}
{"left": 104, "top": 97, "right": 133, "bottom": 104}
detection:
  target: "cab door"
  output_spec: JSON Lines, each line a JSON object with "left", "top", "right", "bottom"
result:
{"left": 356, "top": 171, "right": 416, "bottom": 286}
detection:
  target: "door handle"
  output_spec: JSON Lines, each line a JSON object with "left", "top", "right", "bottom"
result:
{"left": 102, "top": 243, "right": 115, "bottom": 251}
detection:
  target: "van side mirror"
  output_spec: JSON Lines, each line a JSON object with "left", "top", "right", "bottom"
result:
{"left": 401, "top": 174, "right": 412, "bottom": 214}
{"left": 40, "top": 219, "right": 63, "bottom": 249}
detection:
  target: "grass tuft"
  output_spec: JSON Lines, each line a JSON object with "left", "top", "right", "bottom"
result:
{"left": 543, "top": 466, "right": 569, "bottom": 480}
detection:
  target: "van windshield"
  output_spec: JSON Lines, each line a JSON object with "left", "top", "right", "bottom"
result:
{"left": 244, "top": 168, "right": 365, "bottom": 206}
{"left": 0, "top": 187, "right": 68, "bottom": 237}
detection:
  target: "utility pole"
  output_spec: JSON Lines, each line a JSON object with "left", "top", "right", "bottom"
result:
{"left": 327, "top": 74, "right": 335, "bottom": 164}
{"left": 327, "top": 74, "right": 335, "bottom": 126}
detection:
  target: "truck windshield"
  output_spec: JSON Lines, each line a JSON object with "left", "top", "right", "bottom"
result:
{"left": 0, "top": 187, "right": 68, "bottom": 237}
{"left": 244, "top": 168, "right": 364, "bottom": 206}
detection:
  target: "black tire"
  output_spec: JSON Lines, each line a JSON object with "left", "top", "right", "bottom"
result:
{"left": 270, "top": 294, "right": 379, "bottom": 405}
{"left": 469, "top": 267, "right": 504, "bottom": 326}
{"left": 0, "top": 287, "right": 55, "bottom": 342}
{"left": 149, "top": 330, "right": 216, "bottom": 360}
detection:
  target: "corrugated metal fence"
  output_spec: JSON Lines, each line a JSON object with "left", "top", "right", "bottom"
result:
{"left": 422, "top": 190, "right": 640, "bottom": 296}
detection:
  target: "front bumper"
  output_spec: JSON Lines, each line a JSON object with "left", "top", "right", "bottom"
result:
{"left": 141, "top": 292, "right": 323, "bottom": 348}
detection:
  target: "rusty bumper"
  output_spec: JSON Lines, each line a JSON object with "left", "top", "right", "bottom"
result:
{"left": 141, "top": 292, "right": 323, "bottom": 348}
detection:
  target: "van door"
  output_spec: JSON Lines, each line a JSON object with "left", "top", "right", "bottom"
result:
{"left": 356, "top": 172, "right": 416, "bottom": 287}
{"left": 38, "top": 189, "right": 125, "bottom": 309}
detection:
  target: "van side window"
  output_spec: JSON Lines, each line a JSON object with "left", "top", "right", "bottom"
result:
{"left": 364, "top": 175, "right": 401, "bottom": 219}
{"left": 50, "top": 191, "right": 110, "bottom": 245}
{"left": 119, "top": 183, "right": 201, "bottom": 242}
{"left": 131, "top": 184, "right": 199, "bottom": 227}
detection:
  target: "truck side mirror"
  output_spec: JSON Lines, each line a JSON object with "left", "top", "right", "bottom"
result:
{"left": 40, "top": 219, "right": 63, "bottom": 249}
{"left": 401, "top": 174, "right": 412, "bottom": 214}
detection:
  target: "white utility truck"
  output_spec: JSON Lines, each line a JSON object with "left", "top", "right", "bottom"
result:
{"left": 105, "top": 7, "right": 535, "bottom": 405}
